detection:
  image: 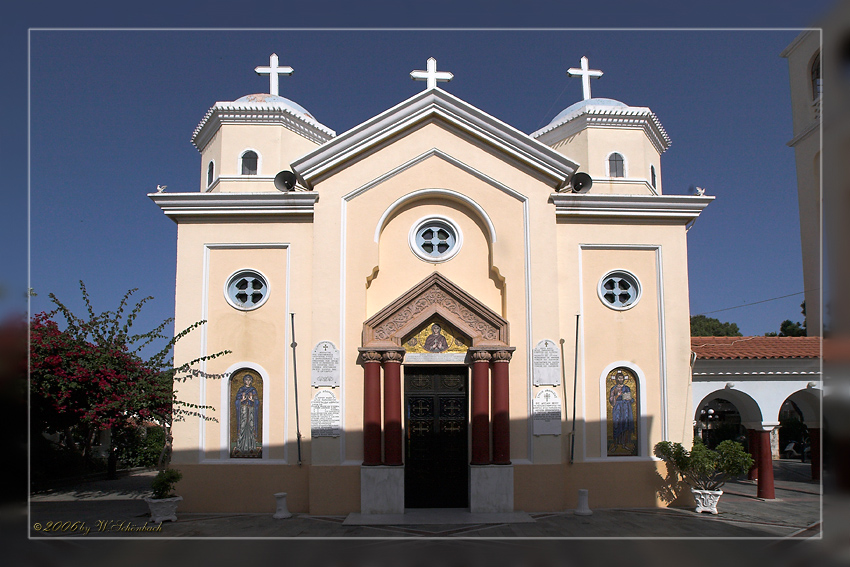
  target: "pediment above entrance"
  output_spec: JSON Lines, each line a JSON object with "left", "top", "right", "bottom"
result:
{"left": 292, "top": 88, "right": 578, "bottom": 191}
{"left": 362, "top": 272, "right": 509, "bottom": 350}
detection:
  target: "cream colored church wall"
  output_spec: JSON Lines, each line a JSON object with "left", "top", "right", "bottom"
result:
{"left": 198, "top": 129, "right": 222, "bottom": 192}
{"left": 304, "top": 120, "right": 566, "bottom": 465}
{"left": 200, "top": 124, "right": 321, "bottom": 193}
{"left": 170, "top": 219, "right": 314, "bottom": 462}
{"left": 546, "top": 127, "right": 661, "bottom": 195}
{"left": 587, "top": 128, "right": 661, "bottom": 194}
{"left": 555, "top": 221, "right": 693, "bottom": 464}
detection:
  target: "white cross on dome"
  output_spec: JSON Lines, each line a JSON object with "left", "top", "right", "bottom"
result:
{"left": 254, "top": 53, "right": 294, "bottom": 96}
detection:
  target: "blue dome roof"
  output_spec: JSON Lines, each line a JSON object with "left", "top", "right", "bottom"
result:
{"left": 234, "top": 93, "right": 315, "bottom": 121}
{"left": 549, "top": 97, "right": 628, "bottom": 125}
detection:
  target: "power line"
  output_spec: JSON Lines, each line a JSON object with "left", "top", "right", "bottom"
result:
{"left": 696, "top": 290, "right": 808, "bottom": 316}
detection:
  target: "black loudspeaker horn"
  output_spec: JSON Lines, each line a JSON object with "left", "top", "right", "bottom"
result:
{"left": 274, "top": 170, "right": 298, "bottom": 191}
{"left": 571, "top": 172, "right": 592, "bottom": 193}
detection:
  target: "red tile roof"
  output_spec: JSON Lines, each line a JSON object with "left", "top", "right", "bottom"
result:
{"left": 691, "top": 336, "right": 821, "bottom": 359}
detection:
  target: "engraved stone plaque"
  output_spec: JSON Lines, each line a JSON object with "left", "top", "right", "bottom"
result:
{"left": 311, "top": 390, "right": 341, "bottom": 437}
{"left": 532, "top": 388, "right": 562, "bottom": 436}
{"left": 532, "top": 339, "right": 561, "bottom": 386}
{"left": 311, "top": 341, "right": 340, "bottom": 388}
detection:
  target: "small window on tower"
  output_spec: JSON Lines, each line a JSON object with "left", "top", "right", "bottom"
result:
{"left": 608, "top": 153, "right": 625, "bottom": 178}
{"left": 650, "top": 165, "right": 657, "bottom": 189}
{"left": 241, "top": 151, "right": 259, "bottom": 175}
{"left": 207, "top": 161, "right": 215, "bottom": 187}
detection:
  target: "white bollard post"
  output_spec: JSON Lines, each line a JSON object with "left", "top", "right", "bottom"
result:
{"left": 273, "top": 492, "right": 292, "bottom": 519}
{"left": 574, "top": 488, "right": 592, "bottom": 516}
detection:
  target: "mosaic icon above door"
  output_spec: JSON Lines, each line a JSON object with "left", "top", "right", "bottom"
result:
{"left": 404, "top": 318, "right": 469, "bottom": 354}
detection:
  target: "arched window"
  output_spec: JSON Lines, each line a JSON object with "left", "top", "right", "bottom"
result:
{"left": 811, "top": 53, "right": 821, "bottom": 100}
{"left": 650, "top": 165, "right": 657, "bottom": 189}
{"left": 608, "top": 153, "right": 625, "bottom": 178}
{"left": 207, "top": 161, "right": 215, "bottom": 187}
{"left": 241, "top": 151, "right": 259, "bottom": 175}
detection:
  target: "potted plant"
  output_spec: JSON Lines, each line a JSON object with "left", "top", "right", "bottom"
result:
{"left": 144, "top": 468, "right": 183, "bottom": 522}
{"left": 654, "top": 438, "right": 753, "bottom": 514}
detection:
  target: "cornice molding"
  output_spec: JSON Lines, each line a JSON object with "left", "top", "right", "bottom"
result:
{"left": 550, "top": 193, "right": 713, "bottom": 222}
{"left": 149, "top": 192, "right": 319, "bottom": 221}
{"left": 192, "top": 102, "right": 336, "bottom": 151}
{"left": 291, "top": 88, "right": 578, "bottom": 190}
{"left": 532, "top": 106, "right": 671, "bottom": 154}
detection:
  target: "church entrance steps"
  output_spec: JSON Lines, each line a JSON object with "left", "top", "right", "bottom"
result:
{"left": 343, "top": 508, "right": 534, "bottom": 525}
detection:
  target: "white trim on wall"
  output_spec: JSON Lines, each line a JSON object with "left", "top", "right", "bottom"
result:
{"left": 605, "top": 151, "right": 628, "bottom": 178}
{"left": 200, "top": 243, "right": 291, "bottom": 465}
{"left": 344, "top": 148, "right": 533, "bottom": 463}
{"left": 238, "top": 148, "right": 263, "bottom": 176}
{"left": 578, "top": 244, "right": 667, "bottom": 460}
{"left": 207, "top": 159, "right": 216, "bottom": 189}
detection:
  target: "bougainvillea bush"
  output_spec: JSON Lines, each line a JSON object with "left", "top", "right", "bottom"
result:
{"left": 30, "top": 282, "right": 228, "bottom": 476}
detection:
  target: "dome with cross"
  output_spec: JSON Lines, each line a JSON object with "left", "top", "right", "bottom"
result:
{"left": 233, "top": 93, "right": 316, "bottom": 121}
{"left": 548, "top": 97, "right": 628, "bottom": 126}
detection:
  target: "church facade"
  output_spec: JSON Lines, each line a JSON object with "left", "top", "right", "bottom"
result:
{"left": 151, "top": 55, "right": 712, "bottom": 514}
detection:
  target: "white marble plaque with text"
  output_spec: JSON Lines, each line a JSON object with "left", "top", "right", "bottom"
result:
{"left": 532, "top": 339, "right": 561, "bottom": 386}
{"left": 532, "top": 388, "right": 562, "bottom": 436}
{"left": 311, "top": 390, "right": 341, "bottom": 437}
{"left": 311, "top": 341, "right": 340, "bottom": 388}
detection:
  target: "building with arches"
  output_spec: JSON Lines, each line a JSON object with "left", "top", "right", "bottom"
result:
{"left": 151, "top": 55, "right": 712, "bottom": 515}
{"left": 691, "top": 336, "right": 822, "bottom": 498}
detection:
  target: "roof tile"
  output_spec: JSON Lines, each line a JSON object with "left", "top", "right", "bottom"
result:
{"left": 691, "top": 336, "right": 821, "bottom": 359}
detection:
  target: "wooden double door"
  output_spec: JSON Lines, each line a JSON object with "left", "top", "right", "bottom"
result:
{"left": 404, "top": 366, "right": 469, "bottom": 508}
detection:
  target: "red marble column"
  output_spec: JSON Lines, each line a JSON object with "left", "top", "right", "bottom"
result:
{"left": 382, "top": 351, "right": 404, "bottom": 466}
{"left": 747, "top": 429, "right": 760, "bottom": 480}
{"left": 361, "top": 351, "right": 383, "bottom": 466}
{"left": 471, "top": 351, "right": 491, "bottom": 465}
{"left": 808, "top": 427, "right": 821, "bottom": 481}
{"left": 491, "top": 350, "right": 512, "bottom": 465}
{"left": 756, "top": 429, "right": 775, "bottom": 499}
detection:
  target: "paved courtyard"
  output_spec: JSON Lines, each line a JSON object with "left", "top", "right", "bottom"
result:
{"left": 25, "top": 459, "right": 824, "bottom": 539}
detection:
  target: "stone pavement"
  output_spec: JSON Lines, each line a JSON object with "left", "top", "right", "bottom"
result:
{"left": 26, "top": 459, "right": 823, "bottom": 539}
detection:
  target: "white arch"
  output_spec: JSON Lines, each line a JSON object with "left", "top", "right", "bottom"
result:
{"left": 238, "top": 148, "right": 262, "bottom": 176}
{"left": 605, "top": 151, "right": 628, "bottom": 178}
{"left": 373, "top": 187, "right": 497, "bottom": 244}
{"left": 694, "top": 388, "right": 763, "bottom": 424}
{"left": 598, "top": 360, "right": 649, "bottom": 459}
{"left": 207, "top": 159, "right": 216, "bottom": 189}
{"left": 219, "top": 361, "right": 271, "bottom": 460}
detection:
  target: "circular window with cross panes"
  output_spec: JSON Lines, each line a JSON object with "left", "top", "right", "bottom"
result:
{"left": 409, "top": 216, "right": 463, "bottom": 263}
{"left": 598, "top": 270, "right": 641, "bottom": 311}
{"left": 225, "top": 269, "right": 270, "bottom": 311}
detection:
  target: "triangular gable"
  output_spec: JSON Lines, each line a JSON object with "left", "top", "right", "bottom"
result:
{"left": 292, "top": 88, "right": 578, "bottom": 190}
{"left": 362, "top": 272, "right": 509, "bottom": 349}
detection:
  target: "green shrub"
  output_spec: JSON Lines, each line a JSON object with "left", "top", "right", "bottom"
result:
{"left": 150, "top": 468, "right": 183, "bottom": 499}
{"left": 116, "top": 426, "right": 166, "bottom": 468}
{"left": 655, "top": 438, "right": 753, "bottom": 491}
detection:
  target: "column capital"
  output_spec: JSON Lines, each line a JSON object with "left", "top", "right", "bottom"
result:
{"left": 382, "top": 350, "right": 405, "bottom": 364}
{"left": 471, "top": 350, "right": 492, "bottom": 363}
{"left": 359, "top": 350, "right": 383, "bottom": 364}
{"left": 491, "top": 349, "right": 514, "bottom": 363}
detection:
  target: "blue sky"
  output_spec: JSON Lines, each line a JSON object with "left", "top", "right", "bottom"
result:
{"left": 4, "top": 3, "right": 833, "bottom": 343}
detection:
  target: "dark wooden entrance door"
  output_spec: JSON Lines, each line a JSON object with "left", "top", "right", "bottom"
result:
{"left": 404, "top": 366, "right": 469, "bottom": 508}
